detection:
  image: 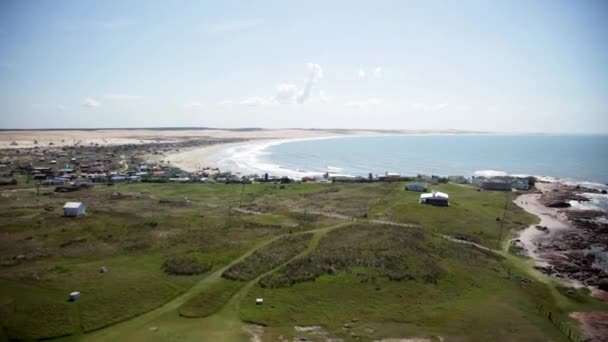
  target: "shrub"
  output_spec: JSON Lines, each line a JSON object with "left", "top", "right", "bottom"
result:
{"left": 163, "top": 256, "right": 211, "bottom": 275}
{"left": 222, "top": 233, "right": 313, "bottom": 281}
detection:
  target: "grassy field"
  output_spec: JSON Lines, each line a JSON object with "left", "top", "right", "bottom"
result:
{"left": 241, "top": 223, "right": 572, "bottom": 341}
{"left": 0, "top": 181, "right": 606, "bottom": 341}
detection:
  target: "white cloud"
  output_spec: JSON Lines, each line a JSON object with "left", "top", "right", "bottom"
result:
{"left": 296, "top": 63, "right": 324, "bottom": 104}
{"left": 345, "top": 98, "right": 384, "bottom": 108}
{"left": 204, "top": 18, "right": 264, "bottom": 34}
{"left": 218, "top": 100, "right": 233, "bottom": 106}
{"left": 184, "top": 100, "right": 204, "bottom": 109}
{"left": 410, "top": 103, "right": 447, "bottom": 111}
{"left": 358, "top": 68, "right": 366, "bottom": 79}
{"left": 82, "top": 98, "right": 101, "bottom": 108}
{"left": 104, "top": 93, "right": 140, "bottom": 100}
{"left": 276, "top": 83, "right": 299, "bottom": 104}
{"left": 373, "top": 66, "right": 383, "bottom": 78}
{"left": 409, "top": 103, "right": 472, "bottom": 112}
{"left": 240, "top": 96, "right": 276, "bottom": 106}
{"left": 56, "top": 104, "right": 66, "bottom": 111}
{"left": 319, "top": 90, "right": 333, "bottom": 103}
{"left": 359, "top": 66, "right": 382, "bottom": 79}
{"left": 239, "top": 63, "right": 324, "bottom": 106}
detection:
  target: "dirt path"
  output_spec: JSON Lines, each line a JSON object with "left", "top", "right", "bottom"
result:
{"left": 80, "top": 222, "right": 351, "bottom": 342}
{"left": 77, "top": 197, "right": 506, "bottom": 342}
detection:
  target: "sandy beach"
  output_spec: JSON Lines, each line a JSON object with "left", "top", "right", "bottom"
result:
{"left": 0, "top": 128, "right": 348, "bottom": 149}
{"left": 514, "top": 183, "right": 575, "bottom": 263}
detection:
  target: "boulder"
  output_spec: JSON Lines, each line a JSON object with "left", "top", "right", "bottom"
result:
{"left": 599, "top": 278, "right": 608, "bottom": 291}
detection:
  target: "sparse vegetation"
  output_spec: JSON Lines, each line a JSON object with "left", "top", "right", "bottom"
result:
{"left": 259, "top": 224, "right": 495, "bottom": 288}
{"left": 0, "top": 181, "right": 604, "bottom": 341}
{"left": 163, "top": 256, "right": 212, "bottom": 275}
{"left": 222, "top": 233, "right": 313, "bottom": 281}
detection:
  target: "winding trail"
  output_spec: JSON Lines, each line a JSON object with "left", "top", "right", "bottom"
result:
{"left": 78, "top": 198, "right": 507, "bottom": 341}
{"left": 81, "top": 222, "right": 351, "bottom": 341}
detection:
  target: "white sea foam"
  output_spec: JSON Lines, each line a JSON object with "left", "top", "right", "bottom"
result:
{"left": 205, "top": 135, "right": 608, "bottom": 187}
{"left": 209, "top": 135, "right": 357, "bottom": 178}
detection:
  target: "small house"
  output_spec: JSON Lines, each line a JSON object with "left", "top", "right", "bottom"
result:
{"left": 406, "top": 183, "right": 427, "bottom": 192}
{"left": 448, "top": 175, "right": 469, "bottom": 184}
{"left": 63, "top": 202, "right": 86, "bottom": 217}
{"left": 256, "top": 298, "right": 264, "bottom": 305}
{"left": 481, "top": 180, "right": 512, "bottom": 191}
{"left": 420, "top": 191, "right": 449, "bottom": 206}
{"left": 512, "top": 179, "right": 530, "bottom": 190}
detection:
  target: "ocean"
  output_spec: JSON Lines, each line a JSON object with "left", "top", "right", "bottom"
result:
{"left": 250, "top": 134, "right": 608, "bottom": 185}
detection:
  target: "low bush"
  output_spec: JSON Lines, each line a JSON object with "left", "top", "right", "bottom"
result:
{"left": 259, "top": 224, "right": 489, "bottom": 288}
{"left": 222, "top": 233, "right": 313, "bottom": 281}
{"left": 163, "top": 256, "right": 211, "bottom": 275}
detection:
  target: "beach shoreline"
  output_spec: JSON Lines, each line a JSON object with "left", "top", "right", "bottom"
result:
{"left": 513, "top": 182, "right": 608, "bottom": 291}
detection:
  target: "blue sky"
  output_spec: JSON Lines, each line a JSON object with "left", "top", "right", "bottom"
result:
{"left": 0, "top": 0, "right": 607, "bottom": 132}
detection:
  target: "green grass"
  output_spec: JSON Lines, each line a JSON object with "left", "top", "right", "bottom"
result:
{"left": 240, "top": 223, "right": 573, "bottom": 341}
{"left": 0, "top": 181, "right": 605, "bottom": 341}
{"left": 178, "top": 279, "right": 244, "bottom": 318}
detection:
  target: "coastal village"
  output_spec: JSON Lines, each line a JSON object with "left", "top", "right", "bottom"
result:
{"left": 0, "top": 138, "right": 537, "bottom": 191}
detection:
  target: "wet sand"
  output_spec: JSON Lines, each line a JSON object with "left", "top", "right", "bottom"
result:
{"left": 514, "top": 183, "right": 575, "bottom": 262}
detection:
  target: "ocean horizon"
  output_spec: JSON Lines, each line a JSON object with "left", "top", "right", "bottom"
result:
{"left": 212, "top": 134, "right": 608, "bottom": 186}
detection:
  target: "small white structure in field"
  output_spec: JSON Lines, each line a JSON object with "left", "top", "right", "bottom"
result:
{"left": 69, "top": 291, "right": 80, "bottom": 301}
{"left": 256, "top": 298, "right": 264, "bottom": 305}
{"left": 63, "top": 202, "right": 86, "bottom": 217}
{"left": 419, "top": 191, "right": 450, "bottom": 206}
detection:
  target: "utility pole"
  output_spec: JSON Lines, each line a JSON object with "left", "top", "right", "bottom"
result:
{"left": 239, "top": 183, "right": 246, "bottom": 208}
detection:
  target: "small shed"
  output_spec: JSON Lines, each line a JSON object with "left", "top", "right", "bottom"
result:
{"left": 255, "top": 298, "right": 264, "bottom": 305}
{"left": 406, "top": 183, "right": 427, "bottom": 192}
{"left": 63, "top": 202, "right": 86, "bottom": 217}
{"left": 420, "top": 191, "right": 449, "bottom": 206}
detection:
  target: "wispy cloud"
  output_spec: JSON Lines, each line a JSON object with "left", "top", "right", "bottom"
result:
{"left": 238, "top": 63, "right": 324, "bottom": 106}
{"left": 408, "top": 103, "right": 471, "bottom": 112}
{"left": 345, "top": 98, "right": 384, "bottom": 108}
{"left": 104, "top": 93, "right": 140, "bottom": 100}
{"left": 358, "top": 66, "right": 383, "bottom": 79}
{"left": 358, "top": 68, "right": 366, "bottom": 79}
{"left": 297, "top": 63, "right": 323, "bottom": 104}
{"left": 204, "top": 18, "right": 264, "bottom": 34}
{"left": 218, "top": 100, "right": 233, "bottom": 106}
{"left": 373, "top": 66, "right": 383, "bottom": 78}
{"left": 184, "top": 100, "right": 204, "bottom": 109}
{"left": 82, "top": 98, "right": 101, "bottom": 108}
{"left": 56, "top": 104, "right": 66, "bottom": 111}
{"left": 240, "top": 96, "right": 276, "bottom": 106}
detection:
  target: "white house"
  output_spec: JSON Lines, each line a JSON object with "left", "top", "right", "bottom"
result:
{"left": 63, "top": 202, "right": 86, "bottom": 217}
{"left": 419, "top": 191, "right": 449, "bottom": 206}
{"left": 512, "top": 179, "right": 530, "bottom": 190}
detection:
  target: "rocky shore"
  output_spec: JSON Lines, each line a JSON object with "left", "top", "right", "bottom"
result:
{"left": 514, "top": 182, "right": 608, "bottom": 290}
